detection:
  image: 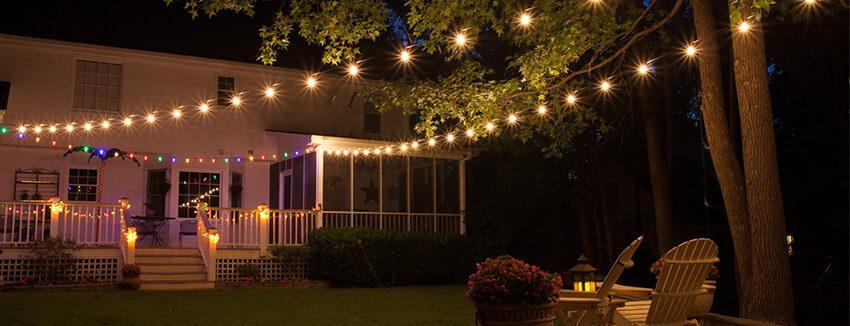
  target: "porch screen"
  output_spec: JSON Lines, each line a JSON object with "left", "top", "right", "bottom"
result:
{"left": 177, "top": 172, "right": 220, "bottom": 217}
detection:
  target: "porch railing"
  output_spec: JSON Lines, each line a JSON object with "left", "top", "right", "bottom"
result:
{"left": 0, "top": 200, "right": 123, "bottom": 247}
{"left": 322, "top": 211, "right": 462, "bottom": 234}
{"left": 196, "top": 203, "right": 217, "bottom": 281}
{"left": 204, "top": 206, "right": 318, "bottom": 249}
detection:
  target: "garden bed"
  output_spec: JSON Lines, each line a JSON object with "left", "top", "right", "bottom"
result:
{"left": 215, "top": 280, "right": 330, "bottom": 289}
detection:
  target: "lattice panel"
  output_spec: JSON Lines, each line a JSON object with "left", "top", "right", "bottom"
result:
{"left": 216, "top": 258, "right": 310, "bottom": 282}
{"left": 0, "top": 258, "right": 119, "bottom": 283}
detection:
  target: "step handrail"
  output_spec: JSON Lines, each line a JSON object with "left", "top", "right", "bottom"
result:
{"left": 195, "top": 202, "right": 217, "bottom": 281}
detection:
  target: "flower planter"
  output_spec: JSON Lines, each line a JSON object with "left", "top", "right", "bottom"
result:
{"left": 688, "top": 280, "right": 716, "bottom": 317}
{"left": 119, "top": 277, "right": 142, "bottom": 290}
{"left": 475, "top": 302, "right": 557, "bottom": 326}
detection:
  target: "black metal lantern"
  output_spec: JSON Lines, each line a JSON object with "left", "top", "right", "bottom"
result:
{"left": 568, "top": 253, "right": 597, "bottom": 292}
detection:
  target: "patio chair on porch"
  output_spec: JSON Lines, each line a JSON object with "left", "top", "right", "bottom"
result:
{"left": 609, "top": 238, "right": 719, "bottom": 326}
{"left": 556, "top": 236, "right": 644, "bottom": 326}
{"left": 178, "top": 219, "right": 196, "bottom": 248}
{"left": 134, "top": 221, "right": 160, "bottom": 247}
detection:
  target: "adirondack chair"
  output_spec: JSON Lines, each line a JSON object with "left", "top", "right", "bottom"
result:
{"left": 557, "top": 236, "right": 644, "bottom": 326}
{"left": 611, "top": 238, "right": 719, "bottom": 326}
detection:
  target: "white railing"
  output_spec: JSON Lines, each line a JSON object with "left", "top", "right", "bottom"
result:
{"left": 0, "top": 200, "right": 123, "bottom": 246}
{"left": 196, "top": 203, "right": 217, "bottom": 281}
{"left": 322, "top": 211, "right": 462, "bottom": 234}
{"left": 205, "top": 206, "right": 317, "bottom": 248}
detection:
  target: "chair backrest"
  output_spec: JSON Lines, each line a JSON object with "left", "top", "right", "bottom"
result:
{"left": 645, "top": 238, "right": 719, "bottom": 325}
{"left": 595, "top": 235, "right": 644, "bottom": 300}
{"left": 179, "top": 220, "right": 196, "bottom": 233}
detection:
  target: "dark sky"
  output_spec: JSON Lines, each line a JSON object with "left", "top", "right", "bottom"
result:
{"left": 0, "top": 0, "right": 326, "bottom": 69}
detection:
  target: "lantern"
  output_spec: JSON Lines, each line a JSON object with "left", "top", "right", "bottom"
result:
{"left": 258, "top": 204, "right": 270, "bottom": 219}
{"left": 568, "top": 254, "right": 597, "bottom": 292}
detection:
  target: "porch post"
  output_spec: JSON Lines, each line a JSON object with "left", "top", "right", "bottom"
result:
{"left": 126, "top": 227, "right": 136, "bottom": 264}
{"left": 258, "top": 205, "right": 269, "bottom": 256}
{"left": 208, "top": 228, "right": 218, "bottom": 281}
{"left": 316, "top": 148, "right": 324, "bottom": 228}
{"left": 49, "top": 197, "right": 61, "bottom": 237}
{"left": 378, "top": 155, "right": 383, "bottom": 230}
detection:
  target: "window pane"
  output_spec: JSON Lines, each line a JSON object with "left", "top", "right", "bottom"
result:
{"left": 322, "top": 155, "right": 350, "bottom": 211}
{"left": 436, "top": 159, "right": 460, "bottom": 214}
{"left": 382, "top": 156, "right": 407, "bottom": 212}
{"left": 409, "top": 157, "right": 433, "bottom": 213}
{"left": 178, "top": 170, "right": 221, "bottom": 217}
{"left": 353, "top": 156, "right": 380, "bottom": 212}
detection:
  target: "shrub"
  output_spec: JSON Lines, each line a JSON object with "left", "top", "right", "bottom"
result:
{"left": 308, "top": 227, "right": 492, "bottom": 287}
{"left": 27, "top": 236, "right": 80, "bottom": 284}
{"left": 122, "top": 264, "right": 141, "bottom": 278}
{"left": 236, "top": 263, "right": 261, "bottom": 280}
{"left": 271, "top": 246, "right": 312, "bottom": 279}
{"left": 466, "top": 255, "right": 562, "bottom": 305}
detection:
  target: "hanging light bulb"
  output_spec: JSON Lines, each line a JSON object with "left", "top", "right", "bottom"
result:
{"left": 17, "top": 126, "right": 26, "bottom": 133}
{"left": 685, "top": 45, "right": 697, "bottom": 56}
{"left": 738, "top": 21, "right": 750, "bottom": 32}
{"left": 348, "top": 64, "right": 359, "bottom": 76}
{"left": 446, "top": 134, "right": 455, "bottom": 142}
{"left": 519, "top": 12, "right": 531, "bottom": 26}
{"left": 600, "top": 81, "right": 611, "bottom": 91}
{"left": 306, "top": 77, "right": 317, "bottom": 88}
{"left": 83, "top": 123, "right": 92, "bottom": 131}
{"left": 486, "top": 122, "right": 495, "bottom": 131}
{"left": 146, "top": 114, "right": 156, "bottom": 123}
{"left": 508, "top": 114, "right": 518, "bottom": 124}
{"left": 48, "top": 126, "right": 57, "bottom": 133}
{"left": 66, "top": 124, "right": 74, "bottom": 132}
{"left": 466, "top": 129, "right": 474, "bottom": 137}
{"left": 123, "top": 118, "right": 132, "bottom": 126}
{"left": 385, "top": 147, "right": 392, "bottom": 153}
{"left": 265, "top": 87, "right": 276, "bottom": 97}
{"left": 401, "top": 144, "right": 408, "bottom": 151}
{"left": 411, "top": 142, "right": 419, "bottom": 149}
{"left": 537, "top": 105, "right": 547, "bottom": 114}
{"left": 173, "top": 109, "right": 182, "bottom": 118}
{"left": 33, "top": 126, "right": 41, "bottom": 133}
{"left": 455, "top": 33, "right": 467, "bottom": 46}
{"left": 400, "top": 50, "right": 411, "bottom": 62}
{"left": 231, "top": 96, "right": 241, "bottom": 105}
{"left": 428, "top": 138, "right": 436, "bottom": 146}
{"left": 638, "top": 64, "right": 650, "bottom": 75}
{"left": 101, "top": 121, "right": 110, "bottom": 129}
{"left": 566, "top": 94, "right": 577, "bottom": 104}
{"left": 200, "top": 103, "right": 209, "bottom": 112}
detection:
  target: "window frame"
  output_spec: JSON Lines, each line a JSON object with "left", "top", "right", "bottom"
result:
{"left": 72, "top": 59, "right": 123, "bottom": 113}
{"left": 216, "top": 76, "right": 236, "bottom": 107}
{"left": 66, "top": 168, "right": 99, "bottom": 202}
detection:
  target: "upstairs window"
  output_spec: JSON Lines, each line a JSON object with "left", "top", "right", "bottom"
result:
{"left": 68, "top": 169, "right": 98, "bottom": 202}
{"left": 217, "top": 76, "right": 235, "bottom": 106}
{"left": 364, "top": 102, "right": 381, "bottom": 134}
{"left": 73, "top": 60, "right": 122, "bottom": 112}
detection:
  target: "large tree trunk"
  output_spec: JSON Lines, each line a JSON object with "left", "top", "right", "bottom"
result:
{"left": 637, "top": 85, "right": 675, "bottom": 254}
{"left": 727, "top": 1, "right": 797, "bottom": 324}
{"left": 691, "top": 0, "right": 754, "bottom": 313}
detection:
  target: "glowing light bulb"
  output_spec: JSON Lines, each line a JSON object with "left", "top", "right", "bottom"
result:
{"left": 34, "top": 126, "right": 41, "bottom": 133}
{"left": 17, "top": 126, "right": 26, "bottom": 133}
{"left": 101, "top": 121, "right": 110, "bottom": 129}
{"left": 455, "top": 33, "right": 466, "bottom": 46}
{"left": 348, "top": 64, "right": 359, "bottom": 76}
{"left": 200, "top": 104, "right": 209, "bottom": 112}
{"left": 343, "top": 150, "right": 350, "bottom": 155}
{"left": 508, "top": 114, "right": 518, "bottom": 123}
{"left": 466, "top": 129, "right": 474, "bottom": 137}
{"left": 638, "top": 64, "right": 649, "bottom": 74}
{"left": 805, "top": 0, "right": 816, "bottom": 3}
{"left": 537, "top": 105, "right": 547, "bottom": 114}
{"left": 265, "top": 87, "right": 276, "bottom": 97}
{"left": 146, "top": 114, "right": 155, "bottom": 123}
{"left": 401, "top": 144, "right": 408, "bottom": 151}
{"left": 739, "top": 22, "right": 750, "bottom": 32}
{"left": 66, "top": 125, "right": 74, "bottom": 132}
{"left": 307, "top": 77, "right": 317, "bottom": 88}
{"left": 49, "top": 126, "right": 56, "bottom": 133}
{"left": 173, "top": 109, "right": 181, "bottom": 118}
{"left": 385, "top": 147, "right": 392, "bottom": 153}
{"left": 600, "top": 81, "right": 611, "bottom": 91}
{"left": 520, "top": 13, "right": 531, "bottom": 26}
{"left": 428, "top": 138, "right": 436, "bottom": 146}
{"left": 231, "top": 96, "right": 241, "bottom": 105}
{"left": 84, "top": 123, "right": 92, "bottom": 131}
{"left": 686, "top": 45, "right": 696, "bottom": 56}
{"left": 374, "top": 148, "right": 380, "bottom": 154}
{"left": 411, "top": 142, "right": 419, "bottom": 149}
{"left": 486, "top": 123, "right": 494, "bottom": 131}
{"left": 400, "top": 50, "right": 410, "bottom": 62}
{"left": 123, "top": 118, "right": 132, "bottom": 126}
{"left": 446, "top": 134, "right": 455, "bottom": 142}
{"left": 567, "top": 94, "right": 577, "bottom": 104}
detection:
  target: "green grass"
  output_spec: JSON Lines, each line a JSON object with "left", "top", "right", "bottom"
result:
{"left": 0, "top": 285, "right": 475, "bottom": 325}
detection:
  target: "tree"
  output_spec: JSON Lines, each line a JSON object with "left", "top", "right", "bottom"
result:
{"left": 728, "top": 0, "right": 796, "bottom": 324}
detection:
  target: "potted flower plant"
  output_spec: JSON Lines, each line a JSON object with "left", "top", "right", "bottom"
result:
{"left": 651, "top": 258, "right": 718, "bottom": 317}
{"left": 467, "top": 255, "right": 562, "bottom": 326}
{"left": 119, "top": 263, "right": 142, "bottom": 290}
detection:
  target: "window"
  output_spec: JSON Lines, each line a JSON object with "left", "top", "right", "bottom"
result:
{"left": 177, "top": 172, "right": 221, "bottom": 218}
{"left": 217, "top": 76, "right": 235, "bottom": 106}
{"left": 68, "top": 169, "right": 98, "bottom": 202}
{"left": 73, "top": 60, "right": 121, "bottom": 111}
{"left": 364, "top": 102, "right": 381, "bottom": 134}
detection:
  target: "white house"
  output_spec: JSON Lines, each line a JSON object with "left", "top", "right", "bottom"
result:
{"left": 0, "top": 34, "right": 467, "bottom": 289}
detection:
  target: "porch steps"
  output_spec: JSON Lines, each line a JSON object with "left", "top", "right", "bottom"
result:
{"left": 135, "top": 248, "right": 213, "bottom": 291}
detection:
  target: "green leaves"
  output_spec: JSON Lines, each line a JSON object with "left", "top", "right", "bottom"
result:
{"left": 730, "top": 0, "right": 777, "bottom": 25}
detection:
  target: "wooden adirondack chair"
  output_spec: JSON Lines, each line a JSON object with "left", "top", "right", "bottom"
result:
{"left": 557, "top": 236, "right": 644, "bottom": 326}
{"left": 611, "top": 238, "right": 719, "bottom": 326}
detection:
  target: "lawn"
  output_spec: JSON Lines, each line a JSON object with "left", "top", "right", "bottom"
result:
{"left": 0, "top": 285, "right": 475, "bottom": 325}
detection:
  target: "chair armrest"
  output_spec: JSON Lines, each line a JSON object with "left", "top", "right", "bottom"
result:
{"left": 610, "top": 283, "right": 653, "bottom": 299}
{"left": 557, "top": 297, "right": 602, "bottom": 312}
{"left": 559, "top": 289, "right": 597, "bottom": 298}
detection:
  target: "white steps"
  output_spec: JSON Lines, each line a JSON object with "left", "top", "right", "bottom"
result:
{"left": 135, "top": 248, "right": 213, "bottom": 291}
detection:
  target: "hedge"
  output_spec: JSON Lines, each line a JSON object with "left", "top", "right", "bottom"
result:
{"left": 308, "top": 227, "right": 493, "bottom": 287}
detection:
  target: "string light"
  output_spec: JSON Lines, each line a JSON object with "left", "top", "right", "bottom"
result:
{"left": 49, "top": 126, "right": 56, "bottom": 133}
{"left": 508, "top": 114, "right": 518, "bottom": 124}
{"left": 400, "top": 50, "right": 411, "bottom": 62}
{"left": 520, "top": 13, "right": 532, "bottom": 26}
{"left": 123, "top": 118, "right": 132, "bottom": 126}
{"left": 306, "top": 77, "right": 317, "bottom": 88}
{"left": 566, "top": 94, "right": 577, "bottom": 104}
{"left": 428, "top": 138, "right": 436, "bottom": 146}
{"left": 101, "top": 121, "right": 110, "bottom": 129}
{"left": 446, "top": 134, "right": 455, "bottom": 142}
{"left": 17, "top": 126, "right": 26, "bottom": 133}
{"left": 200, "top": 103, "right": 209, "bottom": 112}
{"left": 33, "top": 126, "right": 41, "bottom": 133}
{"left": 638, "top": 64, "right": 650, "bottom": 75}
{"left": 66, "top": 125, "right": 74, "bottom": 132}
{"left": 173, "top": 109, "right": 182, "bottom": 118}
{"left": 265, "top": 87, "right": 276, "bottom": 97}
{"left": 231, "top": 96, "right": 241, "bottom": 105}
{"left": 600, "top": 81, "right": 611, "bottom": 91}
{"left": 455, "top": 33, "right": 467, "bottom": 46}
{"left": 411, "top": 142, "right": 418, "bottom": 149}
{"left": 84, "top": 123, "right": 92, "bottom": 131}
{"left": 537, "top": 105, "right": 547, "bottom": 114}
{"left": 146, "top": 114, "right": 156, "bottom": 123}
{"left": 466, "top": 129, "right": 474, "bottom": 137}
{"left": 685, "top": 45, "right": 697, "bottom": 56}
{"left": 486, "top": 123, "right": 494, "bottom": 131}
{"left": 401, "top": 144, "right": 408, "bottom": 151}
{"left": 348, "top": 64, "right": 359, "bottom": 76}
{"left": 739, "top": 22, "right": 750, "bottom": 32}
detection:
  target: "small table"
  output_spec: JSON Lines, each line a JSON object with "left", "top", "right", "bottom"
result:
{"left": 130, "top": 216, "right": 175, "bottom": 247}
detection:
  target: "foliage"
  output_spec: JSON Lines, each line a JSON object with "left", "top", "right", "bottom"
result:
{"left": 122, "top": 264, "right": 141, "bottom": 278}
{"left": 166, "top": 0, "right": 682, "bottom": 153}
{"left": 80, "top": 271, "right": 103, "bottom": 284}
{"left": 308, "top": 227, "right": 493, "bottom": 287}
{"left": 271, "top": 245, "right": 313, "bottom": 279}
{"left": 27, "top": 236, "right": 80, "bottom": 285}
{"left": 730, "top": 0, "right": 777, "bottom": 25}
{"left": 466, "top": 255, "right": 561, "bottom": 305}
{"left": 236, "top": 263, "right": 262, "bottom": 280}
